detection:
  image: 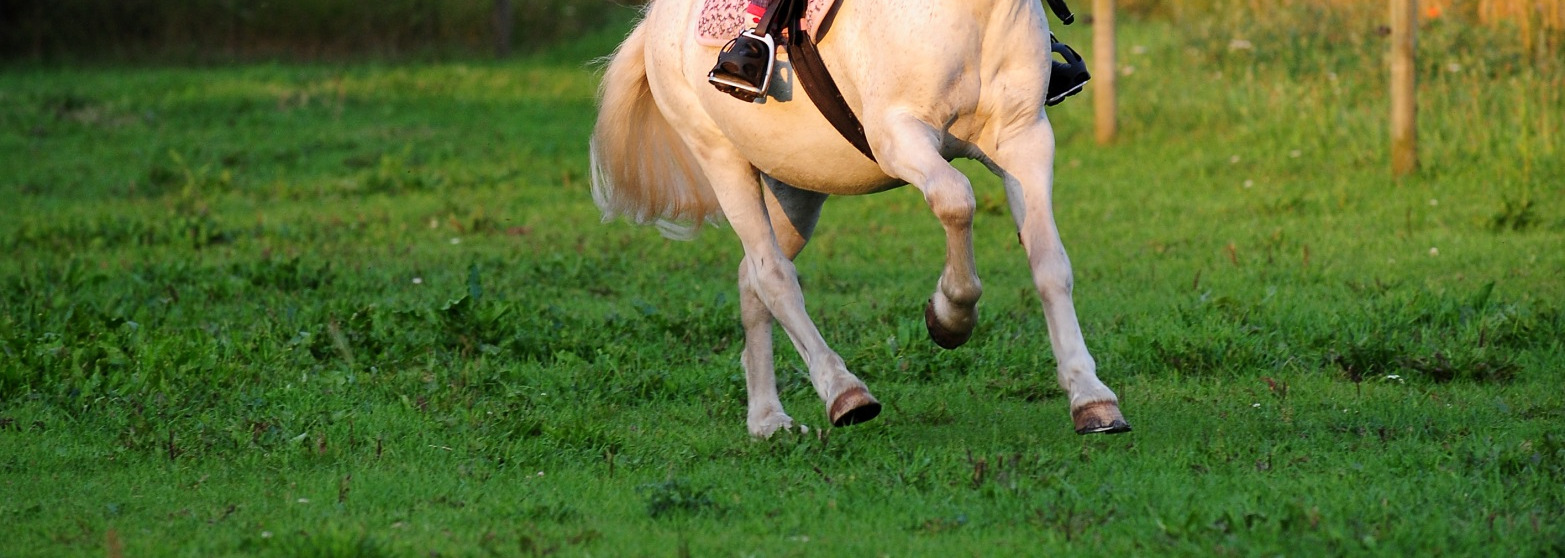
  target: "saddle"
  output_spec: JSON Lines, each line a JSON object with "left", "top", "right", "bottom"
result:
{"left": 695, "top": 0, "right": 831, "bottom": 48}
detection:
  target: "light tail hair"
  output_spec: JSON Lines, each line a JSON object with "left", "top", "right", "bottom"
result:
{"left": 589, "top": 18, "right": 723, "bottom": 240}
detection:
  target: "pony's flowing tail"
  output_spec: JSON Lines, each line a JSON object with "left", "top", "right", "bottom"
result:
{"left": 590, "top": 19, "right": 723, "bottom": 239}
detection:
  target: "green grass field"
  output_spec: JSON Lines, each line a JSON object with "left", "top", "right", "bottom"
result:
{"left": 2, "top": 9, "right": 1563, "bottom": 557}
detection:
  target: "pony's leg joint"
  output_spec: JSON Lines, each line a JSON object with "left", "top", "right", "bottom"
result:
{"left": 877, "top": 115, "right": 984, "bottom": 350}
{"left": 924, "top": 174, "right": 983, "bottom": 349}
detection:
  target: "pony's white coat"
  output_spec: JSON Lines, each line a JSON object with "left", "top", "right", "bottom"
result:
{"left": 592, "top": 0, "right": 1124, "bottom": 436}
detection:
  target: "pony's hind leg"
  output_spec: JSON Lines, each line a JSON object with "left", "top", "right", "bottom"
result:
{"left": 987, "top": 120, "right": 1129, "bottom": 435}
{"left": 874, "top": 113, "right": 984, "bottom": 350}
{"left": 740, "top": 177, "right": 829, "bottom": 437}
{"left": 698, "top": 146, "right": 880, "bottom": 431}
{"left": 632, "top": 0, "right": 874, "bottom": 434}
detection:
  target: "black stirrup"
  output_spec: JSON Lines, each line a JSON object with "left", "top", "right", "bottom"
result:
{"left": 1046, "top": 36, "right": 1090, "bottom": 106}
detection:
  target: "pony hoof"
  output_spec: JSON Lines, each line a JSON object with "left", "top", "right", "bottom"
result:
{"left": 749, "top": 414, "right": 795, "bottom": 439}
{"left": 829, "top": 386, "right": 882, "bottom": 427}
{"left": 1072, "top": 401, "right": 1132, "bottom": 435}
{"left": 924, "top": 299, "right": 971, "bottom": 350}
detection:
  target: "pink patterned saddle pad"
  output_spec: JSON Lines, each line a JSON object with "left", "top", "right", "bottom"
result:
{"left": 694, "top": 0, "right": 835, "bottom": 47}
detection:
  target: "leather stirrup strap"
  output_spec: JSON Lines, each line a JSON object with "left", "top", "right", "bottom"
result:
{"left": 753, "top": 0, "right": 875, "bottom": 162}
{"left": 789, "top": 28, "right": 875, "bottom": 161}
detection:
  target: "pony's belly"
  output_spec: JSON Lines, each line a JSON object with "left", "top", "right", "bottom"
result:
{"left": 744, "top": 144, "right": 901, "bottom": 195}
{"left": 697, "top": 64, "right": 900, "bottom": 195}
{"left": 711, "top": 105, "right": 902, "bottom": 195}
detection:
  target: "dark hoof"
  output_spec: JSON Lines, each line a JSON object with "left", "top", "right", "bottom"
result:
{"left": 924, "top": 299, "right": 971, "bottom": 350}
{"left": 829, "top": 386, "right": 881, "bottom": 427}
{"left": 1072, "top": 401, "right": 1132, "bottom": 435}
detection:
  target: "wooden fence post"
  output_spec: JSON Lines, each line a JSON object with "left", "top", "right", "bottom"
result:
{"left": 1093, "top": 0, "right": 1117, "bottom": 144}
{"left": 1391, "top": 0, "right": 1418, "bottom": 176}
{"left": 494, "top": 0, "right": 514, "bottom": 59}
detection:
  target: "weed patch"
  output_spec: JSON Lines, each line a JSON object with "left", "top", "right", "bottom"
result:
{"left": 639, "top": 479, "right": 721, "bottom": 519}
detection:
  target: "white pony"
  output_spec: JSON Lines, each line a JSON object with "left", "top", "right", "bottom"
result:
{"left": 591, "top": 0, "right": 1130, "bottom": 437}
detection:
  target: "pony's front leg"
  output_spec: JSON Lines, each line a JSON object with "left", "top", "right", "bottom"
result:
{"left": 875, "top": 113, "right": 983, "bottom": 350}
{"left": 706, "top": 159, "right": 882, "bottom": 430}
{"left": 990, "top": 120, "right": 1130, "bottom": 434}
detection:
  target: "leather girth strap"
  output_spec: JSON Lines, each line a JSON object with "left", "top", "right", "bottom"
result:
{"left": 756, "top": 0, "right": 875, "bottom": 161}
